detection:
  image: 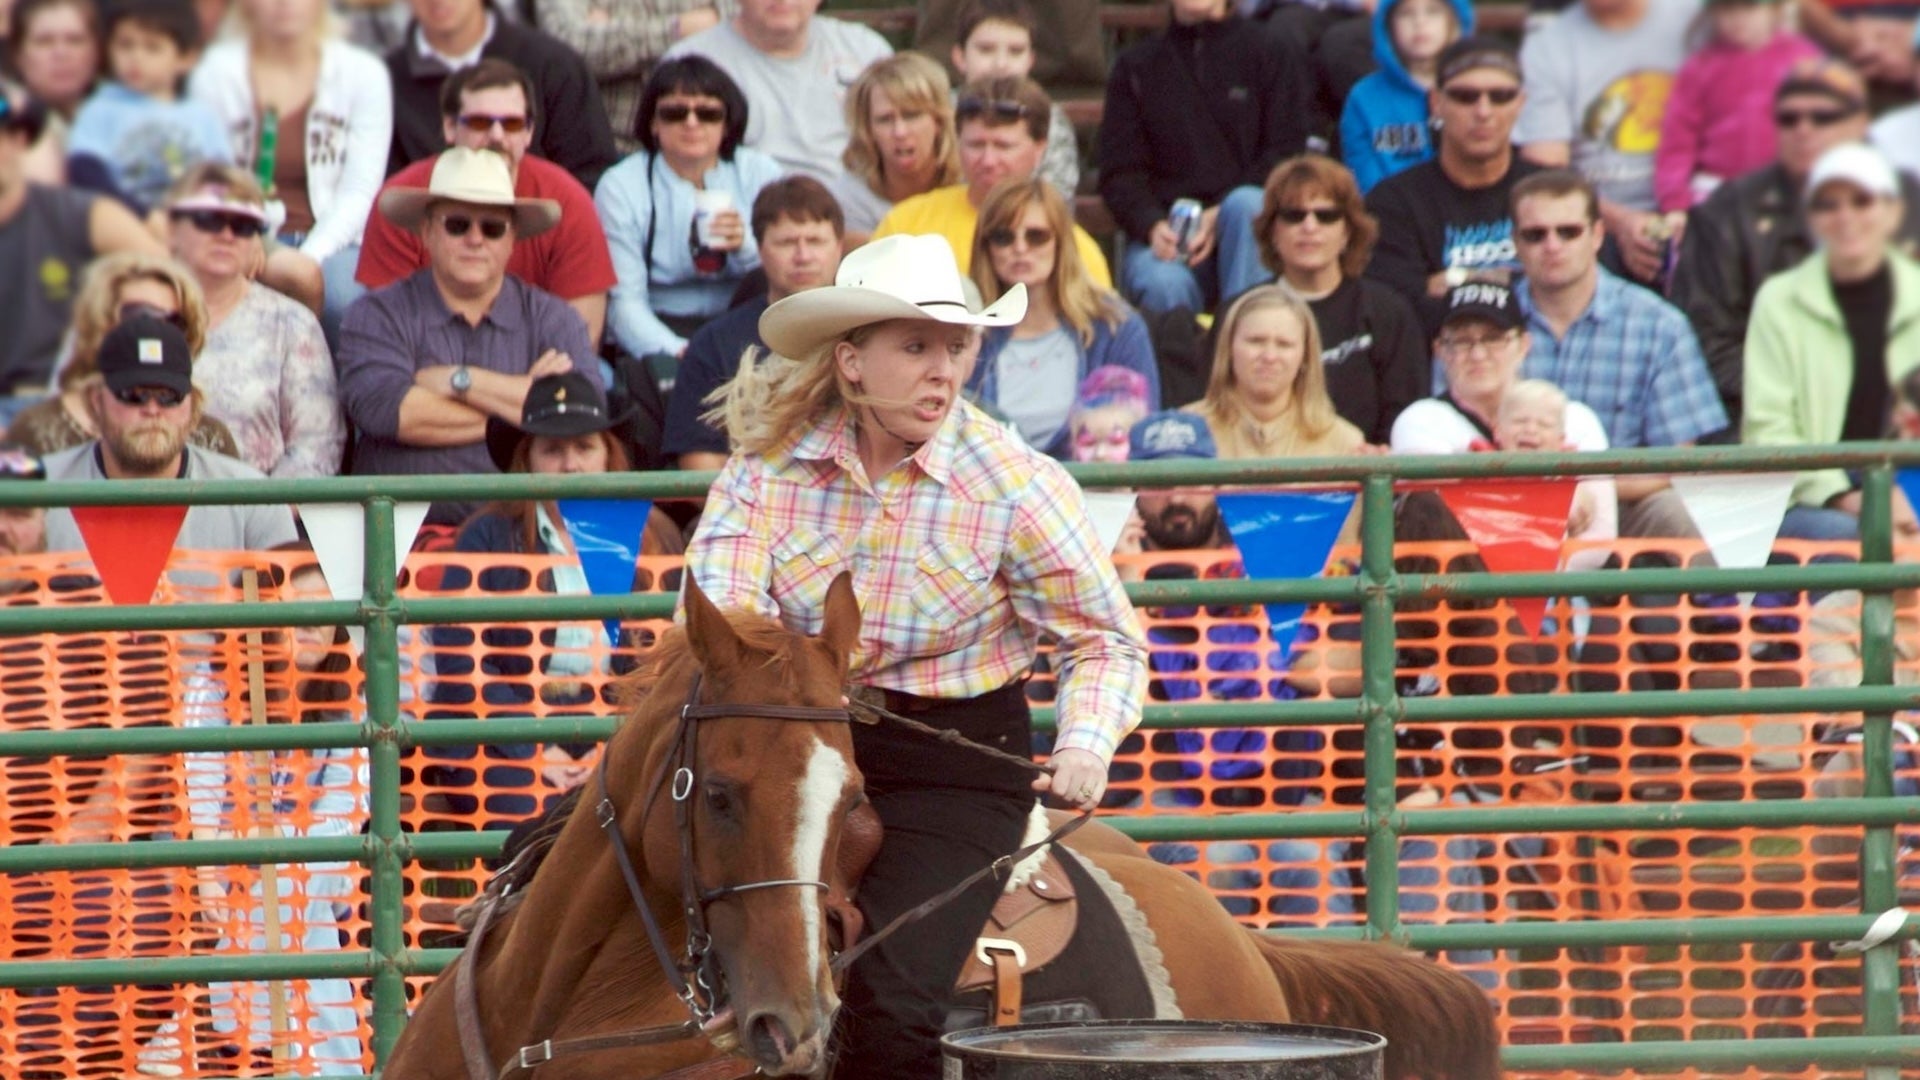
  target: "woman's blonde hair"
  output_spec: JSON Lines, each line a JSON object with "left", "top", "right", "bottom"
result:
{"left": 62, "top": 252, "right": 209, "bottom": 392}
{"left": 970, "top": 178, "right": 1124, "bottom": 347}
{"left": 1201, "top": 285, "right": 1341, "bottom": 441}
{"left": 705, "top": 321, "right": 978, "bottom": 457}
{"left": 841, "top": 53, "right": 961, "bottom": 195}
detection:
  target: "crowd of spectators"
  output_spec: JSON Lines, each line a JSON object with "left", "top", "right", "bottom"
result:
{"left": 3, "top": 0, "right": 1920, "bottom": 1054}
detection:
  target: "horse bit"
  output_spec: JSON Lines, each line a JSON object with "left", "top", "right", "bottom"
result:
{"left": 456, "top": 673, "right": 1087, "bottom": 1080}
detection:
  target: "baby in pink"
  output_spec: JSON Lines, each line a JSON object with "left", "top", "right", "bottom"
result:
{"left": 1654, "top": 0, "right": 1821, "bottom": 213}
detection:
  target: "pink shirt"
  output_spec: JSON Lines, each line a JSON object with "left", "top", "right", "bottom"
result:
{"left": 1654, "top": 32, "right": 1823, "bottom": 213}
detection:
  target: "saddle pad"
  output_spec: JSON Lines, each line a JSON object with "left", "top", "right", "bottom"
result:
{"left": 944, "top": 848, "right": 1166, "bottom": 1032}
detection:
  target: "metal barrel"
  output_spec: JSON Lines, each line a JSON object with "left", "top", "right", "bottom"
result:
{"left": 940, "top": 1021, "right": 1386, "bottom": 1080}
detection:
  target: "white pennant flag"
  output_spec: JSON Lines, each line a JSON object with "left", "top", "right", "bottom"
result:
{"left": 1083, "top": 492, "right": 1138, "bottom": 554}
{"left": 1670, "top": 473, "right": 1795, "bottom": 570}
{"left": 296, "top": 502, "right": 431, "bottom": 650}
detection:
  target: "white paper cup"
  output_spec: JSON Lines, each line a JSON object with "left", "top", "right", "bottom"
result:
{"left": 694, "top": 189, "right": 734, "bottom": 248}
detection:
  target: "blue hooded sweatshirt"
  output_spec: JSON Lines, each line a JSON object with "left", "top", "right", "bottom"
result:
{"left": 1339, "top": 0, "right": 1474, "bottom": 194}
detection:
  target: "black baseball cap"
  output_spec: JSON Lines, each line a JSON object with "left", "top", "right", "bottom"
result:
{"left": 97, "top": 315, "right": 194, "bottom": 396}
{"left": 1441, "top": 282, "right": 1525, "bottom": 332}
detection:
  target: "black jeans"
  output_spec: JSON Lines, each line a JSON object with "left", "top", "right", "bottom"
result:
{"left": 831, "top": 682, "right": 1036, "bottom": 1078}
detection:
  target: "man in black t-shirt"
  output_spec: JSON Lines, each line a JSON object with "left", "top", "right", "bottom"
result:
{"left": 1364, "top": 36, "right": 1540, "bottom": 335}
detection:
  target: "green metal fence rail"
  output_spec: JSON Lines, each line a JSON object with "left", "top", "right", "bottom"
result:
{"left": 3, "top": 444, "right": 1919, "bottom": 1077}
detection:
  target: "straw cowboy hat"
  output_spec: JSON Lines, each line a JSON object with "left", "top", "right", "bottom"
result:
{"left": 377, "top": 146, "right": 561, "bottom": 237}
{"left": 759, "top": 234, "right": 1026, "bottom": 358}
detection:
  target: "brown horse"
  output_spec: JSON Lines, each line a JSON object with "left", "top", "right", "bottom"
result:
{"left": 384, "top": 574, "right": 1499, "bottom": 1079}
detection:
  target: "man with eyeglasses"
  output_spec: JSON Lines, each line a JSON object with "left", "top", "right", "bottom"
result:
{"left": 1506, "top": 168, "right": 1726, "bottom": 538}
{"left": 872, "top": 75, "right": 1112, "bottom": 285}
{"left": 1097, "top": 0, "right": 1317, "bottom": 314}
{"left": 338, "top": 147, "right": 601, "bottom": 526}
{"left": 358, "top": 60, "right": 616, "bottom": 346}
{"left": 0, "top": 85, "right": 167, "bottom": 426}
{"left": 384, "top": 0, "right": 617, "bottom": 188}
{"left": 1672, "top": 59, "right": 1920, "bottom": 432}
{"left": 1513, "top": 0, "right": 1698, "bottom": 286}
{"left": 663, "top": 0, "right": 892, "bottom": 182}
{"left": 40, "top": 317, "right": 298, "bottom": 553}
{"left": 1366, "top": 37, "right": 1541, "bottom": 335}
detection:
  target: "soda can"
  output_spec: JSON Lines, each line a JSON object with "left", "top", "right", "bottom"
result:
{"left": 1169, "top": 198, "right": 1204, "bottom": 256}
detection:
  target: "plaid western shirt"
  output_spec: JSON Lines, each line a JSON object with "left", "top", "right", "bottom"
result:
{"left": 1516, "top": 270, "right": 1730, "bottom": 448}
{"left": 684, "top": 401, "right": 1148, "bottom": 760}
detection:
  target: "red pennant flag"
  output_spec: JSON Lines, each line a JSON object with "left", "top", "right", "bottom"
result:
{"left": 1435, "top": 479, "right": 1578, "bottom": 638}
{"left": 69, "top": 505, "right": 188, "bottom": 604}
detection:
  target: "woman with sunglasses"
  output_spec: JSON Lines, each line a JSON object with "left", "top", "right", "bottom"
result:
{"left": 188, "top": 0, "right": 390, "bottom": 285}
{"left": 966, "top": 178, "right": 1158, "bottom": 459}
{"left": 1746, "top": 142, "right": 1920, "bottom": 542}
{"left": 150, "top": 164, "right": 342, "bottom": 476}
{"left": 595, "top": 55, "right": 782, "bottom": 360}
{"left": 1248, "top": 154, "right": 1427, "bottom": 445}
{"left": 2, "top": 250, "right": 239, "bottom": 458}
{"left": 830, "top": 52, "right": 961, "bottom": 246}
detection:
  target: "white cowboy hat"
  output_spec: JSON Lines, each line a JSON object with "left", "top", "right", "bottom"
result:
{"left": 377, "top": 146, "right": 561, "bottom": 238}
{"left": 759, "top": 234, "right": 1027, "bottom": 358}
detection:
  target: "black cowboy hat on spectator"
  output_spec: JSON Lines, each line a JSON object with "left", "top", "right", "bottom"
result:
{"left": 1440, "top": 282, "right": 1525, "bottom": 332}
{"left": 97, "top": 315, "right": 194, "bottom": 396}
{"left": 0, "top": 86, "right": 48, "bottom": 144}
{"left": 486, "top": 370, "right": 633, "bottom": 472}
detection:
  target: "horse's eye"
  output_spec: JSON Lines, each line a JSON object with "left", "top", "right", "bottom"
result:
{"left": 705, "top": 785, "right": 735, "bottom": 815}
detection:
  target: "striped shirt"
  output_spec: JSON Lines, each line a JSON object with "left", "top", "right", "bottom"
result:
{"left": 685, "top": 400, "right": 1148, "bottom": 759}
{"left": 1516, "top": 270, "right": 1730, "bottom": 449}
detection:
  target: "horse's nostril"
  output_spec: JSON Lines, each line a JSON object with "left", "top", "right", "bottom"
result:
{"left": 747, "top": 1011, "right": 795, "bottom": 1063}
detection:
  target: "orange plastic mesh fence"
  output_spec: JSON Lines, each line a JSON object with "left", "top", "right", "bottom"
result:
{"left": 0, "top": 542, "right": 1913, "bottom": 1078}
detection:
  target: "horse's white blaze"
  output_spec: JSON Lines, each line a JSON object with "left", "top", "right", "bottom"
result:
{"left": 791, "top": 737, "right": 848, "bottom": 980}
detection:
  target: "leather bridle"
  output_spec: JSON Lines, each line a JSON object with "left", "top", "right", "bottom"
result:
{"left": 458, "top": 672, "right": 851, "bottom": 1080}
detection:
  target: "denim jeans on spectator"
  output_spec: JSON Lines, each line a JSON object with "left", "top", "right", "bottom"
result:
{"left": 318, "top": 244, "right": 364, "bottom": 353}
{"left": 1120, "top": 186, "right": 1269, "bottom": 313}
{"left": 1778, "top": 504, "right": 1861, "bottom": 542}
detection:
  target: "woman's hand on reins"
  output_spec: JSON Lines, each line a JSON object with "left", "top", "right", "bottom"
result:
{"left": 1036, "top": 747, "right": 1107, "bottom": 810}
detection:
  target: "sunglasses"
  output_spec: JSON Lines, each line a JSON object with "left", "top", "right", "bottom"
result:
{"left": 441, "top": 214, "right": 511, "bottom": 240}
{"left": 456, "top": 112, "right": 529, "bottom": 134}
{"left": 1775, "top": 106, "right": 1854, "bottom": 129}
{"left": 1517, "top": 223, "right": 1589, "bottom": 244}
{"left": 656, "top": 103, "right": 725, "bottom": 125}
{"left": 956, "top": 96, "right": 1027, "bottom": 122}
{"left": 985, "top": 225, "right": 1055, "bottom": 249}
{"left": 172, "top": 210, "right": 266, "bottom": 239}
{"left": 112, "top": 385, "right": 186, "bottom": 408}
{"left": 1276, "top": 206, "right": 1343, "bottom": 226}
{"left": 1441, "top": 86, "right": 1521, "bottom": 107}
{"left": 118, "top": 301, "right": 185, "bottom": 330}
{"left": 1811, "top": 191, "right": 1881, "bottom": 214}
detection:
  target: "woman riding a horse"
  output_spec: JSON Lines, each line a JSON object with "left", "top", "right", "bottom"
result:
{"left": 686, "top": 232, "right": 1150, "bottom": 1078}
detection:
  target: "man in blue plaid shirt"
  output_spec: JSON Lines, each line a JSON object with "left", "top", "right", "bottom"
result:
{"left": 1507, "top": 169, "right": 1729, "bottom": 538}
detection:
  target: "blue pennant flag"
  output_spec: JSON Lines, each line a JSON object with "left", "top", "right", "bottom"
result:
{"left": 556, "top": 498, "right": 652, "bottom": 645}
{"left": 1217, "top": 491, "right": 1356, "bottom": 660}
{"left": 1897, "top": 471, "right": 1920, "bottom": 540}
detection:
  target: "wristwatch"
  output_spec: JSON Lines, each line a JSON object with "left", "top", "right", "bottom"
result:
{"left": 449, "top": 365, "right": 473, "bottom": 398}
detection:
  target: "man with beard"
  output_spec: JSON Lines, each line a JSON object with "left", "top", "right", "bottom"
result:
{"left": 1116, "top": 411, "right": 1333, "bottom": 920}
{"left": 42, "top": 317, "right": 298, "bottom": 553}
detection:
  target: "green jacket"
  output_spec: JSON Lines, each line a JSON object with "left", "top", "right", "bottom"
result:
{"left": 1742, "top": 250, "right": 1920, "bottom": 508}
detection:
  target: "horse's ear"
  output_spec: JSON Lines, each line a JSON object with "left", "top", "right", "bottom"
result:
{"left": 683, "top": 574, "right": 748, "bottom": 675}
{"left": 819, "top": 571, "right": 861, "bottom": 668}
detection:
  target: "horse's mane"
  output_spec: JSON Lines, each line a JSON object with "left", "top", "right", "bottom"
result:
{"left": 614, "top": 607, "right": 816, "bottom": 711}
